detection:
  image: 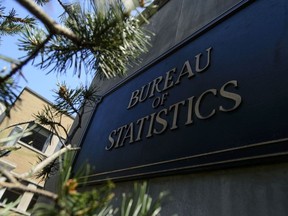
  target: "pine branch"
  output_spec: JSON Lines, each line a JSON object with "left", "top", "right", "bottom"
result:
{"left": 16, "top": 0, "right": 80, "bottom": 43}
{"left": 19, "top": 144, "right": 80, "bottom": 179}
{"left": 0, "top": 14, "right": 34, "bottom": 25}
{"left": 0, "top": 166, "right": 58, "bottom": 200}
{"left": 34, "top": 0, "right": 50, "bottom": 6}
{"left": 0, "top": 54, "right": 21, "bottom": 64}
{"left": 0, "top": 145, "right": 21, "bottom": 151}
{"left": 0, "top": 33, "right": 53, "bottom": 84}
{"left": 34, "top": 105, "right": 70, "bottom": 139}
{"left": 15, "top": 0, "right": 151, "bottom": 79}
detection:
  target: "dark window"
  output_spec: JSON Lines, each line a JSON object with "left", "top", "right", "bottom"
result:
{"left": 0, "top": 189, "right": 22, "bottom": 204}
{"left": 20, "top": 123, "right": 50, "bottom": 152}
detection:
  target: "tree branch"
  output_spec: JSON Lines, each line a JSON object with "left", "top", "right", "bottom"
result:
{"left": 16, "top": 0, "right": 80, "bottom": 43}
{"left": 0, "top": 34, "right": 53, "bottom": 84}
{"left": 0, "top": 166, "right": 57, "bottom": 200}
{"left": 65, "top": 104, "right": 85, "bottom": 146}
{"left": 0, "top": 120, "right": 34, "bottom": 133}
{"left": 19, "top": 144, "right": 79, "bottom": 179}
{"left": 0, "top": 145, "right": 21, "bottom": 151}
{"left": 0, "top": 167, "right": 18, "bottom": 184}
{"left": 0, "top": 181, "right": 58, "bottom": 200}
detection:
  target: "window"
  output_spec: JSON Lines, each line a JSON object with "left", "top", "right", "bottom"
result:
{"left": 5, "top": 126, "right": 23, "bottom": 148}
{"left": 1, "top": 126, "right": 23, "bottom": 156}
{"left": 0, "top": 189, "right": 22, "bottom": 204}
{"left": 20, "top": 123, "right": 51, "bottom": 153}
{"left": 0, "top": 181, "right": 39, "bottom": 213}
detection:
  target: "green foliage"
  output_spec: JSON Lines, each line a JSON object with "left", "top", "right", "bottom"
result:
{"left": 19, "top": 0, "right": 151, "bottom": 79}
{"left": 0, "top": 3, "right": 35, "bottom": 38}
{"left": 52, "top": 82, "right": 100, "bottom": 115}
{"left": 35, "top": 154, "right": 59, "bottom": 182}
{"left": 32, "top": 83, "right": 100, "bottom": 182}
{"left": 0, "top": 1, "right": 164, "bottom": 215}
{"left": 33, "top": 152, "right": 166, "bottom": 216}
{"left": 0, "top": 75, "right": 18, "bottom": 116}
{"left": 0, "top": 198, "right": 20, "bottom": 216}
{"left": 0, "top": 0, "right": 151, "bottom": 116}
{"left": 33, "top": 83, "right": 100, "bottom": 147}
{"left": 121, "top": 182, "right": 167, "bottom": 216}
{"left": 0, "top": 1, "right": 35, "bottom": 114}
{"left": 34, "top": 0, "right": 50, "bottom": 7}
{"left": 33, "top": 152, "right": 117, "bottom": 216}
{"left": 31, "top": 80, "right": 168, "bottom": 215}
{"left": 33, "top": 183, "right": 117, "bottom": 216}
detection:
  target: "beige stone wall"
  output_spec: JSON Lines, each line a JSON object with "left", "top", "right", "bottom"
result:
{"left": 0, "top": 88, "right": 74, "bottom": 138}
{"left": 0, "top": 87, "right": 74, "bottom": 186}
{"left": 0, "top": 144, "right": 45, "bottom": 186}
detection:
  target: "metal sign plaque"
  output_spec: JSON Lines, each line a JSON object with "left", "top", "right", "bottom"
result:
{"left": 73, "top": 0, "right": 288, "bottom": 183}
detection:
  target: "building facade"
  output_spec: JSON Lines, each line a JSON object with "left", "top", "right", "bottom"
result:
{"left": 0, "top": 87, "right": 74, "bottom": 215}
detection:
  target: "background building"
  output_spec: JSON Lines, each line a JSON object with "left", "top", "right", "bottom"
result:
{"left": 0, "top": 87, "right": 74, "bottom": 215}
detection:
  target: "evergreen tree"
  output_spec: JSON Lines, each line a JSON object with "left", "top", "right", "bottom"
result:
{"left": 0, "top": 1, "right": 168, "bottom": 215}
{"left": 0, "top": 1, "right": 35, "bottom": 115}
{"left": 0, "top": 0, "right": 151, "bottom": 113}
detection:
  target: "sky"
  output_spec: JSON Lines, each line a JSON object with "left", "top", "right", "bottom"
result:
{"left": 1, "top": 0, "right": 93, "bottom": 103}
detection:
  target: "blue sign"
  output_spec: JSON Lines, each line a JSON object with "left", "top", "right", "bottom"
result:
{"left": 73, "top": 0, "right": 288, "bottom": 183}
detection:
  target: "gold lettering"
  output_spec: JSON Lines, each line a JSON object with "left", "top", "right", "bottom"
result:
{"left": 135, "top": 116, "right": 149, "bottom": 141}
{"left": 105, "top": 130, "right": 117, "bottom": 151}
{"left": 195, "top": 89, "right": 216, "bottom": 119}
{"left": 163, "top": 68, "right": 176, "bottom": 91}
{"left": 185, "top": 96, "right": 195, "bottom": 125}
{"left": 139, "top": 82, "right": 152, "bottom": 102}
{"left": 149, "top": 76, "right": 163, "bottom": 98}
{"left": 127, "top": 47, "right": 213, "bottom": 110}
{"left": 175, "top": 60, "right": 195, "bottom": 85}
{"left": 107, "top": 77, "right": 244, "bottom": 151}
{"left": 146, "top": 112, "right": 156, "bottom": 138}
{"left": 169, "top": 100, "right": 186, "bottom": 130}
{"left": 219, "top": 80, "right": 242, "bottom": 112}
{"left": 152, "top": 96, "right": 161, "bottom": 109}
{"left": 115, "top": 125, "right": 128, "bottom": 148}
{"left": 154, "top": 109, "right": 168, "bottom": 134}
{"left": 195, "top": 47, "right": 212, "bottom": 73}
{"left": 121, "top": 123, "right": 135, "bottom": 145}
{"left": 127, "top": 90, "right": 140, "bottom": 109}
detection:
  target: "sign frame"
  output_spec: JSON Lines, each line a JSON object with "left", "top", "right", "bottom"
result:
{"left": 72, "top": 0, "right": 288, "bottom": 184}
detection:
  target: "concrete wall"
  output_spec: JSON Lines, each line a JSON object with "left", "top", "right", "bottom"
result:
{"left": 110, "top": 162, "right": 288, "bottom": 216}
{"left": 93, "top": 0, "right": 242, "bottom": 94}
